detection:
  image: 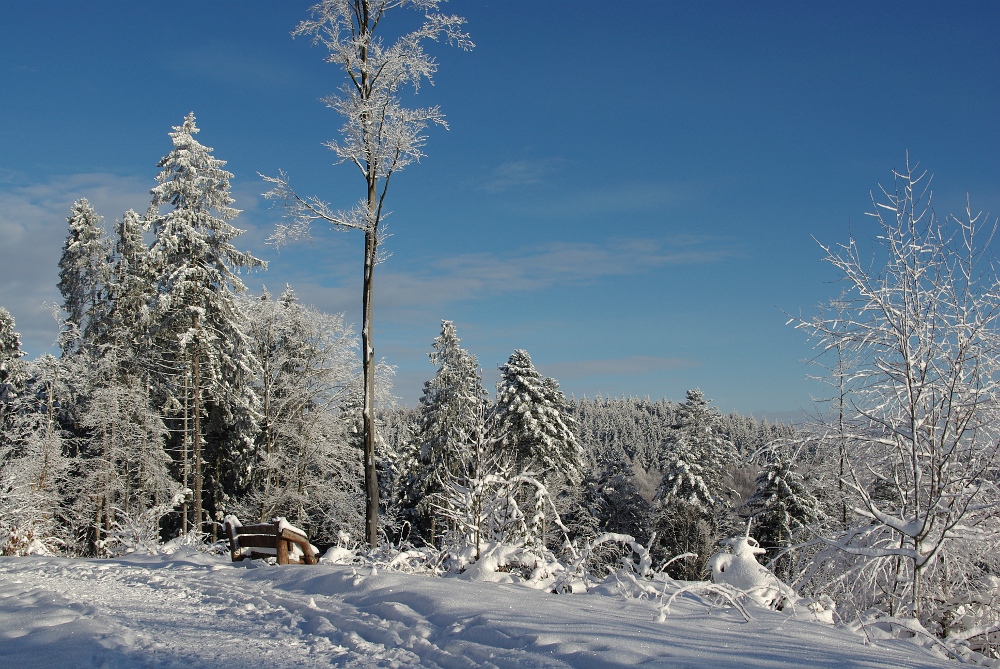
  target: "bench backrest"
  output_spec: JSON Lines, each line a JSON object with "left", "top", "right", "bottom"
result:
{"left": 224, "top": 517, "right": 319, "bottom": 565}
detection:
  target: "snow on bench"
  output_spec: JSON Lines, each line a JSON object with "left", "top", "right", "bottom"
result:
{"left": 223, "top": 516, "right": 319, "bottom": 565}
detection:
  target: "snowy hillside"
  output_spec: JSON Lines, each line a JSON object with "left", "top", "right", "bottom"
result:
{"left": 0, "top": 551, "right": 953, "bottom": 669}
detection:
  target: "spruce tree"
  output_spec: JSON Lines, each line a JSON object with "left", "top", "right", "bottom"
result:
{"left": 0, "top": 307, "right": 25, "bottom": 447}
{"left": 417, "top": 322, "right": 486, "bottom": 479}
{"left": 106, "top": 209, "right": 153, "bottom": 353}
{"left": 409, "top": 321, "right": 487, "bottom": 538}
{"left": 0, "top": 307, "right": 23, "bottom": 385}
{"left": 652, "top": 389, "right": 736, "bottom": 579}
{"left": 742, "top": 455, "right": 822, "bottom": 580}
{"left": 665, "top": 389, "right": 737, "bottom": 482}
{"left": 655, "top": 455, "right": 717, "bottom": 510}
{"left": 147, "top": 112, "right": 266, "bottom": 534}
{"left": 496, "top": 349, "right": 582, "bottom": 485}
{"left": 57, "top": 198, "right": 111, "bottom": 349}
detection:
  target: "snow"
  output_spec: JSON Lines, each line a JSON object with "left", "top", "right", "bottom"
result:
{"left": 709, "top": 535, "right": 788, "bottom": 608}
{"left": 0, "top": 551, "right": 955, "bottom": 668}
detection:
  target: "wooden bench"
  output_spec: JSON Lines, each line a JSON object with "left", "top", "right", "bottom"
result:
{"left": 224, "top": 516, "right": 319, "bottom": 565}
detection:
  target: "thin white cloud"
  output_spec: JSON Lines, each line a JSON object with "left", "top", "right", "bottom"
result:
{"left": 516, "top": 181, "right": 703, "bottom": 219}
{"left": 0, "top": 172, "right": 154, "bottom": 354}
{"left": 159, "top": 43, "right": 307, "bottom": 91}
{"left": 263, "top": 235, "right": 739, "bottom": 327}
{"left": 0, "top": 170, "right": 737, "bottom": 361}
{"left": 377, "top": 237, "right": 738, "bottom": 311}
{"left": 476, "top": 158, "right": 562, "bottom": 193}
{"left": 4, "top": 64, "right": 39, "bottom": 74}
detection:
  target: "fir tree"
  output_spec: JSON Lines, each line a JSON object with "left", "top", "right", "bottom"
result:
{"left": 57, "top": 198, "right": 111, "bottom": 349}
{"left": 0, "top": 307, "right": 26, "bottom": 454}
{"left": 664, "top": 389, "right": 736, "bottom": 481}
{"left": 0, "top": 307, "right": 24, "bottom": 389}
{"left": 742, "top": 455, "right": 822, "bottom": 580}
{"left": 496, "top": 349, "right": 582, "bottom": 485}
{"left": 655, "top": 455, "right": 717, "bottom": 510}
{"left": 0, "top": 354, "right": 74, "bottom": 555}
{"left": 105, "top": 209, "right": 153, "bottom": 353}
{"left": 652, "top": 389, "right": 736, "bottom": 579}
{"left": 409, "top": 320, "right": 487, "bottom": 534}
{"left": 147, "top": 112, "right": 266, "bottom": 534}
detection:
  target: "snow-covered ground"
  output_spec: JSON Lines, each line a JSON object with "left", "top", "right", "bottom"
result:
{"left": 0, "top": 550, "right": 954, "bottom": 668}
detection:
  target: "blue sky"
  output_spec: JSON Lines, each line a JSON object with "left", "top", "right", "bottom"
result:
{"left": 2, "top": 1, "right": 999, "bottom": 418}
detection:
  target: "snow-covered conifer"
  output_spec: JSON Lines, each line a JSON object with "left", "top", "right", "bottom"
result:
{"left": 0, "top": 354, "right": 74, "bottom": 555}
{"left": 664, "top": 389, "right": 737, "bottom": 479}
{"left": 655, "top": 455, "right": 717, "bottom": 510}
{"left": 741, "top": 455, "right": 822, "bottom": 580}
{"left": 651, "top": 390, "right": 737, "bottom": 579}
{"left": 57, "top": 198, "right": 111, "bottom": 349}
{"left": 147, "top": 112, "right": 266, "bottom": 534}
{"left": 0, "top": 307, "right": 26, "bottom": 458}
{"left": 655, "top": 389, "right": 736, "bottom": 509}
{"left": 408, "top": 321, "right": 487, "bottom": 536}
{"left": 496, "top": 350, "right": 582, "bottom": 485}
{"left": 0, "top": 307, "right": 24, "bottom": 390}
{"left": 418, "top": 321, "right": 486, "bottom": 475}
{"left": 105, "top": 209, "right": 153, "bottom": 352}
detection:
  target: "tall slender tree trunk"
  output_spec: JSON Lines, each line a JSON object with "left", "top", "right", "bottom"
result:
{"left": 182, "top": 360, "right": 189, "bottom": 533}
{"left": 39, "top": 380, "right": 55, "bottom": 491}
{"left": 360, "top": 2, "right": 380, "bottom": 548}
{"left": 362, "top": 225, "right": 378, "bottom": 547}
{"left": 192, "top": 314, "right": 203, "bottom": 535}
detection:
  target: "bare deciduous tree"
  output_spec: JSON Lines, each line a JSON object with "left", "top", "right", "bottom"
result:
{"left": 797, "top": 158, "right": 1000, "bottom": 622}
{"left": 263, "top": 0, "right": 472, "bottom": 546}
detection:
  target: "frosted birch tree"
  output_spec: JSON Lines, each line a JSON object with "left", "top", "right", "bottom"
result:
{"left": 234, "top": 287, "right": 361, "bottom": 541}
{"left": 263, "top": 1, "right": 472, "bottom": 547}
{"left": 796, "top": 159, "right": 1000, "bottom": 622}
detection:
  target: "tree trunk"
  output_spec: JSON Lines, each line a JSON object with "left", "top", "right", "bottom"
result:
{"left": 192, "top": 314, "right": 203, "bottom": 536}
{"left": 362, "top": 226, "right": 379, "bottom": 547}
{"left": 359, "top": 0, "right": 380, "bottom": 550}
{"left": 182, "top": 360, "right": 189, "bottom": 534}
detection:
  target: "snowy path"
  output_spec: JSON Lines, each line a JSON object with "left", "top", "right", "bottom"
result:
{"left": 0, "top": 552, "right": 954, "bottom": 668}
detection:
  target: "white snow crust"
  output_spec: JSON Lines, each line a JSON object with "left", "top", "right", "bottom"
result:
{"left": 0, "top": 551, "right": 955, "bottom": 668}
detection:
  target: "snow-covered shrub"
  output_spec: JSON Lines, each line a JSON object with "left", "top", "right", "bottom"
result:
{"left": 432, "top": 472, "right": 579, "bottom": 587}
{"left": 708, "top": 534, "right": 794, "bottom": 609}
{"left": 100, "top": 492, "right": 187, "bottom": 557}
{"left": 0, "top": 522, "right": 60, "bottom": 557}
{"left": 553, "top": 532, "right": 653, "bottom": 594}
